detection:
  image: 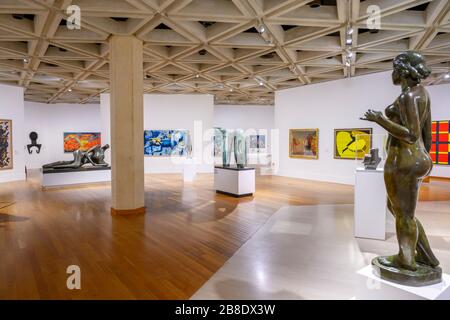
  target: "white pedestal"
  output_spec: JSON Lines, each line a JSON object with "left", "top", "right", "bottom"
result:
{"left": 358, "top": 265, "right": 450, "bottom": 300}
{"left": 183, "top": 158, "right": 197, "bottom": 182}
{"left": 214, "top": 166, "right": 255, "bottom": 197}
{"left": 354, "top": 168, "right": 387, "bottom": 240}
{"left": 42, "top": 167, "right": 111, "bottom": 188}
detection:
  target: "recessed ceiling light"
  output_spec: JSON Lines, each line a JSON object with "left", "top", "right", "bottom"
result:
{"left": 195, "top": 74, "right": 199, "bottom": 78}
{"left": 346, "top": 38, "right": 353, "bottom": 45}
{"left": 444, "top": 73, "right": 450, "bottom": 79}
{"left": 68, "top": 88, "right": 72, "bottom": 92}
{"left": 259, "top": 81, "right": 264, "bottom": 86}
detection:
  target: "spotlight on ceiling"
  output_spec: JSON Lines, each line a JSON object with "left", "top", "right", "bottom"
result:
{"left": 347, "top": 26, "right": 354, "bottom": 36}
{"left": 347, "top": 51, "right": 354, "bottom": 58}
{"left": 259, "top": 81, "right": 264, "bottom": 86}
{"left": 195, "top": 74, "right": 199, "bottom": 78}
{"left": 346, "top": 37, "right": 353, "bottom": 45}
{"left": 68, "top": 88, "right": 72, "bottom": 92}
{"left": 257, "top": 23, "right": 266, "bottom": 34}
{"left": 445, "top": 73, "right": 450, "bottom": 79}
{"left": 23, "top": 58, "right": 29, "bottom": 63}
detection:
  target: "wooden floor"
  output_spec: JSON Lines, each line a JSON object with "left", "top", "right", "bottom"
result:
{"left": 0, "top": 171, "right": 449, "bottom": 299}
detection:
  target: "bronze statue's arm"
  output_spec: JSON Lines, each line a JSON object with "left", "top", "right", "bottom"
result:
{"left": 362, "top": 94, "right": 421, "bottom": 144}
{"left": 422, "top": 111, "right": 432, "bottom": 153}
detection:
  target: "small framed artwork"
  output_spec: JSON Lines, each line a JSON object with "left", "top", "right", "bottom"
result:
{"left": 249, "top": 134, "right": 266, "bottom": 153}
{"left": 289, "top": 129, "right": 319, "bottom": 159}
{"left": 0, "top": 119, "right": 13, "bottom": 170}
{"left": 334, "top": 128, "right": 372, "bottom": 160}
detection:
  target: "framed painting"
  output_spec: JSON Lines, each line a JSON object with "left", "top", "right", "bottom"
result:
{"left": 431, "top": 120, "right": 450, "bottom": 165}
{"left": 289, "top": 129, "right": 319, "bottom": 159}
{"left": 64, "top": 132, "right": 101, "bottom": 153}
{"left": 144, "top": 129, "right": 189, "bottom": 156}
{"left": 0, "top": 119, "right": 13, "bottom": 170}
{"left": 334, "top": 128, "right": 372, "bottom": 160}
{"left": 249, "top": 135, "right": 266, "bottom": 149}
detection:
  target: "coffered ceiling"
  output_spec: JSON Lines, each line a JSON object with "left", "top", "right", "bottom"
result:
{"left": 0, "top": 0, "right": 449, "bottom": 105}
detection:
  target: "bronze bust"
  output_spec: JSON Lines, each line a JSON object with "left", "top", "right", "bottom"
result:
{"left": 361, "top": 51, "right": 441, "bottom": 286}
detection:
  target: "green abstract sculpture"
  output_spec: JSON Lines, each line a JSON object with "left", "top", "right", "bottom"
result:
{"left": 361, "top": 51, "right": 441, "bottom": 286}
{"left": 219, "top": 128, "right": 233, "bottom": 167}
{"left": 234, "top": 129, "right": 248, "bottom": 169}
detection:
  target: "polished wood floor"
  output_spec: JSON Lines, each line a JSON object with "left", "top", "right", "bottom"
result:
{"left": 0, "top": 171, "right": 449, "bottom": 299}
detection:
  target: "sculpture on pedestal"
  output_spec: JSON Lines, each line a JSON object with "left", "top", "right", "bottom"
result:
{"left": 234, "top": 129, "right": 248, "bottom": 169}
{"left": 219, "top": 128, "right": 233, "bottom": 167}
{"left": 362, "top": 148, "right": 381, "bottom": 170}
{"left": 44, "top": 144, "right": 110, "bottom": 169}
{"left": 361, "top": 51, "right": 441, "bottom": 286}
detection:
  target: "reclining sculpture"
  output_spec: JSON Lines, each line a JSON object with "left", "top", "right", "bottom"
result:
{"left": 43, "top": 144, "right": 110, "bottom": 169}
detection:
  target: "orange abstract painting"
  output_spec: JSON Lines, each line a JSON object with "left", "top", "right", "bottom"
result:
{"left": 64, "top": 132, "right": 101, "bottom": 153}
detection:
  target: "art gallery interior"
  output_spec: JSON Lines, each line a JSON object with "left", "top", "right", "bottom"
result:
{"left": 1, "top": 0, "right": 450, "bottom": 301}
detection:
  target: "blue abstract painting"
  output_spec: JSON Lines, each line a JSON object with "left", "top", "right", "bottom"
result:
{"left": 144, "top": 130, "right": 189, "bottom": 156}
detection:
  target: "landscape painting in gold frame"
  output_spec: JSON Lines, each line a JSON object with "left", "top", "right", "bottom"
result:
{"left": 334, "top": 128, "right": 372, "bottom": 160}
{"left": 289, "top": 129, "right": 319, "bottom": 159}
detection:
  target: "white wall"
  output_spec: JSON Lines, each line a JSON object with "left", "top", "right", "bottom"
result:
{"left": 101, "top": 93, "right": 215, "bottom": 174}
{"left": 0, "top": 84, "right": 25, "bottom": 183}
{"left": 24, "top": 102, "right": 101, "bottom": 169}
{"left": 214, "top": 105, "right": 274, "bottom": 130}
{"left": 275, "top": 71, "right": 450, "bottom": 185}
{"left": 427, "top": 84, "right": 450, "bottom": 178}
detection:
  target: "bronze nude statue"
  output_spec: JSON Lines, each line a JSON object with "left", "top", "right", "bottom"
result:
{"left": 361, "top": 51, "right": 441, "bottom": 286}
{"left": 44, "top": 144, "right": 110, "bottom": 169}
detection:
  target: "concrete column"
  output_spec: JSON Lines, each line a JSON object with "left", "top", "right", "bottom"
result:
{"left": 109, "top": 35, "right": 145, "bottom": 215}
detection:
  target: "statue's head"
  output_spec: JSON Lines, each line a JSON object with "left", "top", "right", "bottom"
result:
{"left": 392, "top": 51, "right": 431, "bottom": 86}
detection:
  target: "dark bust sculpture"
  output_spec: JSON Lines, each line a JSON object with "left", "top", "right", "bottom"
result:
{"left": 43, "top": 144, "right": 110, "bottom": 169}
{"left": 361, "top": 51, "right": 441, "bottom": 286}
{"left": 27, "top": 131, "right": 42, "bottom": 154}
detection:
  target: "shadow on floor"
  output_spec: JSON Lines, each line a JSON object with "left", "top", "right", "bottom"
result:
{"left": 209, "top": 278, "right": 304, "bottom": 300}
{"left": 0, "top": 213, "right": 30, "bottom": 223}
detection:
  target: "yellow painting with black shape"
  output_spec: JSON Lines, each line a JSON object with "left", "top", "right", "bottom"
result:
{"left": 334, "top": 128, "right": 372, "bottom": 160}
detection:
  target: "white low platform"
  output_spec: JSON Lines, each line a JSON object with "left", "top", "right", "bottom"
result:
{"left": 357, "top": 265, "right": 450, "bottom": 300}
{"left": 354, "top": 167, "right": 388, "bottom": 240}
{"left": 41, "top": 167, "right": 111, "bottom": 188}
{"left": 214, "top": 166, "right": 255, "bottom": 197}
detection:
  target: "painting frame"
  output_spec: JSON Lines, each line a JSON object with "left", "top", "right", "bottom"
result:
{"left": 63, "top": 132, "right": 102, "bottom": 153}
{"left": 289, "top": 128, "right": 319, "bottom": 160}
{"left": 0, "top": 119, "right": 13, "bottom": 170}
{"left": 334, "top": 128, "right": 373, "bottom": 160}
{"left": 431, "top": 120, "right": 450, "bottom": 165}
{"left": 144, "top": 129, "right": 190, "bottom": 157}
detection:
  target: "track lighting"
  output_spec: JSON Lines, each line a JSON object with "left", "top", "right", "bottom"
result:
{"left": 347, "top": 26, "right": 354, "bottom": 36}
{"left": 257, "top": 23, "right": 266, "bottom": 34}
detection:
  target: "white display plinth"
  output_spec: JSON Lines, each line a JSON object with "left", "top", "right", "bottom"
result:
{"left": 42, "top": 167, "right": 111, "bottom": 188}
{"left": 354, "top": 167, "right": 387, "bottom": 240}
{"left": 214, "top": 166, "right": 255, "bottom": 197}
{"left": 183, "top": 158, "right": 197, "bottom": 182}
{"left": 358, "top": 265, "right": 450, "bottom": 300}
